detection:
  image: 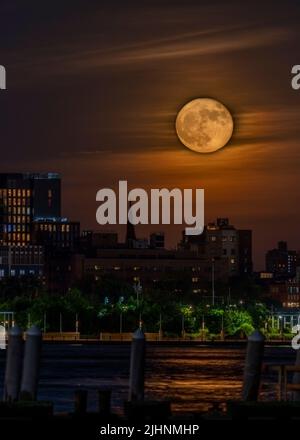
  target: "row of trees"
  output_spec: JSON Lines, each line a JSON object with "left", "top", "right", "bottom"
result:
{"left": 0, "top": 275, "right": 272, "bottom": 337}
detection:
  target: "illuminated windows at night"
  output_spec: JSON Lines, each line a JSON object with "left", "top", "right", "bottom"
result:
{"left": 0, "top": 173, "right": 61, "bottom": 247}
{"left": 0, "top": 245, "right": 44, "bottom": 278}
{"left": 1, "top": 189, "right": 32, "bottom": 245}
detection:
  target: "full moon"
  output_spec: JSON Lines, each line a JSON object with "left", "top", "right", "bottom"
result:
{"left": 175, "top": 98, "right": 234, "bottom": 153}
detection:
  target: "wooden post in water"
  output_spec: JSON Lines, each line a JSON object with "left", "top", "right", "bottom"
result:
{"left": 3, "top": 326, "right": 23, "bottom": 401}
{"left": 74, "top": 389, "right": 88, "bottom": 415}
{"left": 20, "top": 325, "right": 42, "bottom": 400}
{"left": 242, "top": 330, "right": 265, "bottom": 401}
{"left": 98, "top": 388, "right": 112, "bottom": 416}
{"left": 128, "top": 328, "right": 145, "bottom": 401}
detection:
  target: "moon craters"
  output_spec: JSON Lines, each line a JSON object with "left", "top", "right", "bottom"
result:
{"left": 176, "top": 98, "right": 234, "bottom": 153}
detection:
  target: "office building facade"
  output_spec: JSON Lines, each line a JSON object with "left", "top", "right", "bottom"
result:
{"left": 0, "top": 173, "right": 61, "bottom": 246}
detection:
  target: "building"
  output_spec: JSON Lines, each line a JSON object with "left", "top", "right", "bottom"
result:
{"left": 238, "top": 229, "right": 253, "bottom": 275}
{"left": 71, "top": 247, "right": 229, "bottom": 291}
{"left": 0, "top": 245, "right": 44, "bottom": 278}
{"left": 265, "top": 241, "right": 299, "bottom": 279}
{"left": 0, "top": 172, "right": 79, "bottom": 286}
{"left": 0, "top": 172, "right": 61, "bottom": 246}
{"left": 180, "top": 218, "right": 252, "bottom": 278}
{"left": 268, "top": 281, "right": 300, "bottom": 308}
{"left": 30, "top": 173, "right": 61, "bottom": 219}
{"left": 32, "top": 218, "right": 80, "bottom": 250}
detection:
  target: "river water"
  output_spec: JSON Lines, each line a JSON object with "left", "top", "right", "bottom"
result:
{"left": 0, "top": 343, "right": 296, "bottom": 414}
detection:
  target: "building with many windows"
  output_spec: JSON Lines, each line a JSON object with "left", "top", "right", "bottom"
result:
{"left": 265, "top": 241, "right": 299, "bottom": 280}
{"left": 32, "top": 218, "right": 80, "bottom": 250}
{"left": 180, "top": 218, "right": 252, "bottom": 278}
{"left": 0, "top": 173, "right": 61, "bottom": 246}
{"left": 0, "top": 245, "right": 44, "bottom": 278}
{"left": 71, "top": 247, "right": 229, "bottom": 291}
{"left": 0, "top": 172, "right": 79, "bottom": 284}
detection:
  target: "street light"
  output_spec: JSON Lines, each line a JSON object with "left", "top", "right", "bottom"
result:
{"left": 202, "top": 314, "right": 205, "bottom": 341}
{"left": 59, "top": 313, "right": 62, "bottom": 334}
{"left": 212, "top": 258, "right": 215, "bottom": 306}
{"left": 75, "top": 313, "right": 79, "bottom": 333}
{"left": 134, "top": 280, "right": 142, "bottom": 307}
{"left": 43, "top": 313, "right": 47, "bottom": 334}
{"left": 120, "top": 312, "right": 123, "bottom": 334}
{"left": 133, "top": 280, "right": 143, "bottom": 327}
{"left": 181, "top": 314, "right": 185, "bottom": 338}
{"left": 279, "top": 315, "right": 283, "bottom": 339}
{"left": 159, "top": 312, "right": 163, "bottom": 340}
{"left": 220, "top": 312, "right": 225, "bottom": 341}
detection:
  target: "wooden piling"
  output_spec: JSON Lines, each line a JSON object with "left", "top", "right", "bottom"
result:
{"left": 242, "top": 330, "right": 265, "bottom": 401}
{"left": 3, "top": 326, "right": 23, "bottom": 402}
{"left": 128, "top": 328, "right": 145, "bottom": 402}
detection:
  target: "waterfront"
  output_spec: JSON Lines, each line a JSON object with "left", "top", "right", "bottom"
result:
{"left": 0, "top": 343, "right": 296, "bottom": 414}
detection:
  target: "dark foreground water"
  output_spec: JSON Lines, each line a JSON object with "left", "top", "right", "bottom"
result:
{"left": 0, "top": 343, "right": 296, "bottom": 414}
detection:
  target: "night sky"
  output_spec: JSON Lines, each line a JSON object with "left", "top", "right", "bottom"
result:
{"left": 1, "top": 0, "right": 300, "bottom": 268}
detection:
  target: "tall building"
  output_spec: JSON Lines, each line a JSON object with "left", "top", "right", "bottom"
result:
{"left": 0, "top": 172, "right": 80, "bottom": 286}
{"left": 238, "top": 230, "right": 253, "bottom": 275}
{"left": 0, "top": 173, "right": 61, "bottom": 246}
{"left": 265, "top": 241, "right": 299, "bottom": 279}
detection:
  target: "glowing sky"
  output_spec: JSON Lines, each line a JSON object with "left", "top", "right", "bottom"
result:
{"left": 1, "top": 0, "right": 300, "bottom": 268}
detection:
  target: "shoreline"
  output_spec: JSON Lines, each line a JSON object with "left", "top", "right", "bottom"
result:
{"left": 39, "top": 338, "right": 292, "bottom": 347}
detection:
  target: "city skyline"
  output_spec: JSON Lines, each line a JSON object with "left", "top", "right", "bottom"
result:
{"left": 1, "top": 170, "right": 299, "bottom": 272}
